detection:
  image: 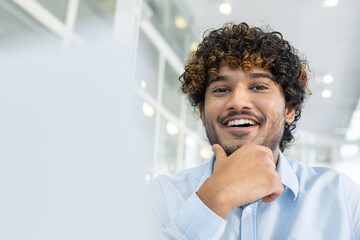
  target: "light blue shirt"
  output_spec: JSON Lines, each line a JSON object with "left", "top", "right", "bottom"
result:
{"left": 151, "top": 152, "right": 360, "bottom": 240}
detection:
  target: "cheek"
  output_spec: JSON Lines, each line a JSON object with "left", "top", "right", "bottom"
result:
{"left": 204, "top": 99, "right": 224, "bottom": 118}
{"left": 254, "top": 97, "right": 285, "bottom": 117}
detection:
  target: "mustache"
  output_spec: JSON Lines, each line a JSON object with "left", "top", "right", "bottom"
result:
{"left": 218, "top": 110, "right": 265, "bottom": 124}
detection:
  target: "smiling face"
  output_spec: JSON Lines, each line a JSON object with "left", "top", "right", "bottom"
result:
{"left": 200, "top": 62, "right": 295, "bottom": 160}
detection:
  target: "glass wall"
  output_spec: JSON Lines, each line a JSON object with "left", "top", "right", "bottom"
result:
{"left": 135, "top": 0, "right": 210, "bottom": 177}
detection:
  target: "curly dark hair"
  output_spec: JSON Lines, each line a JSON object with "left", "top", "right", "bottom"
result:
{"left": 180, "top": 22, "right": 311, "bottom": 151}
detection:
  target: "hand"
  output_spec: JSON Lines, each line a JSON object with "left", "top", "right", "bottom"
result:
{"left": 196, "top": 143, "right": 284, "bottom": 219}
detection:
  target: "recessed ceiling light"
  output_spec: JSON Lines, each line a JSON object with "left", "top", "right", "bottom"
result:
{"left": 185, "top": 136, "right": 197, "bottom": 148}
{"left": 322, "top": 74, "right": 334, "bottom": 84}
{"left": 174, "top": 15, "right": 187, "bottom": 29}
{"left": 145, "top": 174, "right": 151, "bottom": 184}
{"left": 321, "top": 0, "right": 339, "bottom": 8}
{"left": 190, "top": 41, "right": 198, "bottom": 52}
{"left": 321, "top": 90, "right": 332, "bottom": 98}
{"left": 200, "top": 147, "right": 212, "bottom": 159}
{"left": 219, "top": 1, "right": 232, "bottom": 15}
{"left": 166, "top": 122, "right": 179, "bottom": 135}
{"left": 142, "top": 102, "right": 154, "bottom": 117}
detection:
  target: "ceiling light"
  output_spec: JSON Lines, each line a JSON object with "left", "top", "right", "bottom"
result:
{"left": 321, "top": 90, "right": 332, "bottom": 98}
{"left": 321, "top": 0, "right": 339, "bottom": 8}
{"left": 219, "top": 1, "right": 232, "bottom": 15}
{"left": 200, "top": 147, "right": 212, "bottom": 159}
{"left": 166, "top": 122, "right": 179, "bottom": 135}
{"left": 190, "top": 41, "right": 198, "bottom": 52}
{"left": 142, "top": 102, "right": 154, "bottom": 117}
{"left": 174, "top": 15, "right": 187, "bottom": 29}
{"left": 340, "top": 144, "right": 359, "bottom": 157}
{"left": 141, "top": 80, "right": 146, "bottom": 88}
{"left": 145, "top": 174, "right": 151, "bottom": 184}
{"left": 185, "top": 136, "right": 197, "bottom": 148}
{"left": 322, "top": 74, "right": 334, "bottom": 84}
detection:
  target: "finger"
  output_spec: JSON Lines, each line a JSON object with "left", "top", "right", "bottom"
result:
{"left": 212, "top": 144, "right": 227, "bottom": 161}
{"left": 262, "top": 184, "right": 284, "bottom": 203}
{"left": 262, "top": 194, "right": 277, "bottom": 203}
{"left": 260, "top": 145, "right": 273, "bottom": 156}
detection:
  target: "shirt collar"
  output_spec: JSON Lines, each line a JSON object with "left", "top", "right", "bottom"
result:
{"left": 196, "top": 151, "right": 299, "bottom": 201}
{"left": 277, "top": 151, "right": 299, "bottom": 201}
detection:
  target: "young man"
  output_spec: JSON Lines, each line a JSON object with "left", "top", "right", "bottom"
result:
{"left": 151, "top": 22, "right": 360, "bottom": 239}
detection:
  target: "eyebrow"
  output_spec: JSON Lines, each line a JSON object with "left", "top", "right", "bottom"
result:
{"left": 208, "top": 72, "right": 274, "bottom": 86}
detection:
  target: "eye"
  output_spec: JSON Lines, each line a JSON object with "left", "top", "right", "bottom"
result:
{"left": 251, "top": 85, "right": 268, "bottom": 91}
{"left": 213, "top": 88, "right": 230, "bottom": 93}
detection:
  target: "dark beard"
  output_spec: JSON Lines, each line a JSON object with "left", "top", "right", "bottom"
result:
{"left": 204, "top": 111, "right": 285, "bottom": 156}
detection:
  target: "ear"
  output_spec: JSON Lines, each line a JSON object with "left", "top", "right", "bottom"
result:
{"left": 199, "top": 104, "right": 205, "bottom": 126}
{"left": 285, "top": 107, "right": 296, "bottom": 124}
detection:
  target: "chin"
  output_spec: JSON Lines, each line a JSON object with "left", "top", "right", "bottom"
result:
{"left": 222, "top": 143, "right": 244, "bottom": 156}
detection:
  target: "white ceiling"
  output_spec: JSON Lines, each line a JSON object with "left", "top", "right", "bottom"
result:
{"left": 179, "top": 0, "right": 360, "bottom": 142}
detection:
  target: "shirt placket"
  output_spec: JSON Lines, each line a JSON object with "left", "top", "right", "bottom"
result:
{"left": 240, "top": 202, "right": 257, "bottom": 240}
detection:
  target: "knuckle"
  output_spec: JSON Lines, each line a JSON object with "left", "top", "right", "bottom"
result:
{"left": 262, "top": 158, "right": 275, "bottom": 169}
{"left": 257, "top": 148, "right": 272, "bottom": 159}
{"left": 264, "top": 147, "right": 272, "bottom": 154}
{"left": 265, "top": 173, "right": 281, "bottom": 189}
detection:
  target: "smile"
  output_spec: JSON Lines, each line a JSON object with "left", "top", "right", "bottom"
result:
{"left": 226, "top": 119, "right": 257, "bottom": 127}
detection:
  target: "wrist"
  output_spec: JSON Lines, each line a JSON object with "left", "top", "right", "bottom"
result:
{"left": 196, "top": 178, "right": 233, "bottom": 219}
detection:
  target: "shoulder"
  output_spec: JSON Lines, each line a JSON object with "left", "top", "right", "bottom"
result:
{"left": 285, "top": 156, "right": 360, "bottom": 195}
{"left": 287, "top": 157, "right": 344, "bottom": 180}
{"left": 284, "top": 156, "right": 360, "bottom": 238}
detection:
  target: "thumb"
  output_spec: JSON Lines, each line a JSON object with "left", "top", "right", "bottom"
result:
{"left": 212, "top": 144, "right": 227, "bottom": 161}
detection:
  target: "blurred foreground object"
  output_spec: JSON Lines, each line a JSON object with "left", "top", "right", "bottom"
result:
{"left": 0, "top": 39, "right": 153, "bottom": 240}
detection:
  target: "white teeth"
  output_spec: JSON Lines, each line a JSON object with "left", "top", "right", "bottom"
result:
{"left": 227, "top": 119, "right": 256, "bottom": 127}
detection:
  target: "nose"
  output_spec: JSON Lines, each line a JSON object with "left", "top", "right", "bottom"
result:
{"left": 225, "top": 87, "right": 253, "bottom": 111}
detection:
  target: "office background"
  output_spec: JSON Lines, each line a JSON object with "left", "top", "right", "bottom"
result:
{"left": 0, "top": 0, "right": 359, "bottom": 239}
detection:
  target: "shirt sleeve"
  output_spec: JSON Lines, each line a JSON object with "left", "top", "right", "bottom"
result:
{"left": 343, "top": 174, "right": 360, "bottom": 240}
{"left": 149, "top": 177, "right": 227, "bottom": 240}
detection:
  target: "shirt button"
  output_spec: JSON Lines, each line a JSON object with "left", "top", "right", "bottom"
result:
{"left": 245, "top": 207, "right": 252, "bottom": 213}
